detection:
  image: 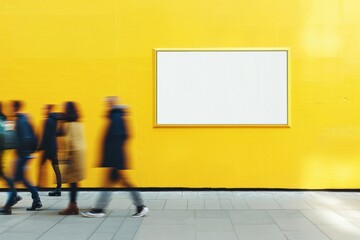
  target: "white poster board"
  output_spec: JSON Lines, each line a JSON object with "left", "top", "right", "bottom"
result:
{"left": 155, "top": 49, "right": 289, "bottom": 126}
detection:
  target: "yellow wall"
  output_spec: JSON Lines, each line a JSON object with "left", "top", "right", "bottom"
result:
{"left": 1, "top": 0, "right": 360, "bottom": 189}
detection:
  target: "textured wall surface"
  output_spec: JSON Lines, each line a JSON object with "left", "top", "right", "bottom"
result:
{"left": 1, "top": 0, "right": 360, "bottom": 188}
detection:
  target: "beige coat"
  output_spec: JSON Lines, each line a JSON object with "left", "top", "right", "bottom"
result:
{"left": 60, "top": 122, "right": 85, "bottom": 183}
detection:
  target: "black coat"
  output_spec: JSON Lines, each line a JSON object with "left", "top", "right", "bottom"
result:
{"left": 100, "top": 108, "right": 128, "bottom": 169}
{"left": 38, "top": 113, "right": 58, "bottom": 157}
{"left": 16, "top": 113, "right": 37, "bottom": 157}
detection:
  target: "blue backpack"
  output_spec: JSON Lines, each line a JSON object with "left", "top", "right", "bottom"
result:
{"left": 0, "top": 120, "right": 18, "bottom": 150}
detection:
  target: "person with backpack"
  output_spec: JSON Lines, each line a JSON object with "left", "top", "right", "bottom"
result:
{"left": 0, "top": 101, "right": 22, "bottom": 215}
{"left": 10, "top": 101, "right": 42, "bottom": 212}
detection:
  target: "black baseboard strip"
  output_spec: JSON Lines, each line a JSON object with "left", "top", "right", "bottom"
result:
{"left": 1, "top": 187, "right": 360, "bottom": 192}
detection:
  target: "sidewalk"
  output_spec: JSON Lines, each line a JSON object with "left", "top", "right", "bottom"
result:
{"left": 1, "top": 191, "right": 360, "bottom": 240}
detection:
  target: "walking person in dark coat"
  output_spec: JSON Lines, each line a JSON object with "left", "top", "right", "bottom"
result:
{"left": 81, "top": 96, "right": 148, "bottom": 218}
{"left": 37, "top": 104, "right": 62, "bottom": 196}
{"left": 0, "top": 101, "right": 22, "bottom": 215}
{"left": 10, "top": 101, "right": 42, "bottom": 211}
{"left": 38, "top": 104, "right": 61, "bottom": 196}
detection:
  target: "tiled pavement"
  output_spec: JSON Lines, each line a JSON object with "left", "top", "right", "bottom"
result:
{"left": 1, "top": 191, "right": 360, "bottom": 239}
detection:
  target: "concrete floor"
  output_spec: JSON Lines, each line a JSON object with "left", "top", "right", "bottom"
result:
{"left": 1, "top": 191, "right": 360, "bottom": 240}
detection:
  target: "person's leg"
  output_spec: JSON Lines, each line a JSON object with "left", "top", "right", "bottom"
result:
{"left": 121, "top": 173, "right": 145, "bottom": 208}
{"left": 13, "top": 155, "right": 26, "bottom": 182}
{"left": 0, "top": 151, "right": 19, "bottom": 214}
{"left": 3, "top": 175, "right": 18, "bottom": 207}
{"left": 59, "top": 182, "right": 79, "bottom": 215}
{"left": 2, "top": 152, "right": 21, "bottom": 206}
{"left": 23, "top": 177, "right": 40, "bottom": 202}
{"left": 37, "top": 152, "right": 47, "bottom": 187}
{"left": 70, "top": 182, "right": 77, "bottom": 203}
{"left": 51, "top": 154, "right": 62, "bottom": 189}
{"left": 11, "top": 154, "right": 27, "bottom": 205}
{"left": 0, "top": 151, "right": 15, "bottom": 204}
{"left": 81, "top": 171, "right": 113, "bottom": 218}
{"left": 81, "top": 190, "right": 110, "bottom": 218}
{"left": 48, "top": 154, "right": 62, "bottom": 196}
{"left": 120, "top": 170, "right": 148, "bottom": 217}
{"left": 21, "top": 156, "right": 40, "bottom": 201}
{"left": 94, "top": 191, "right": 112, "bottom": 210}
{"left": 0, "top": 178, "right": 14, "bottom": 214}
{"left": 17, "top": 155, "right": 42, "bottom": 211}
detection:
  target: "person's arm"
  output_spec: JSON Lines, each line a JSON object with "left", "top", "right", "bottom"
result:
{"left": 56, "top": 120, "right": 65, "bottom": 137}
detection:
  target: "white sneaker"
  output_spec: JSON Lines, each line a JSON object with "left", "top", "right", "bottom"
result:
{"left": 132, "top": 207, "right": 149, "bottom": 218}
{"left": 80, "top": 211, "right": 105, "bottom": 218}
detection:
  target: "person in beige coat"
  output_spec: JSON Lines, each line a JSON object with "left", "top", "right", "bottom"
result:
{"left": 58, "top": 102, "right": 85, "bottom": 215}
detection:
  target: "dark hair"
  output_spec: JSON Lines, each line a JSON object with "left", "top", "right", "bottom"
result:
{"left": 46, "top": 104, "right": 54, "bottom": 112}
{"left": 64, "top": 102, "right": 79, "bottom": 122}
{"left": 12, "top": 100, "right": 22, "bottom": 112}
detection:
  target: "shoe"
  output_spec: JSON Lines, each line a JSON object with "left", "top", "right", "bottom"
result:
{"left": 10, "top": 195, "right": 23, "bottom": 207}
{"left": 48, "top": 188, "right": 61, "bottom": 196}
{"left": 131, "top": 206, "right": 149, "bottom": 218}
{"left": 0, "top": 207, "right": 11, "bottom": 215}
{"left": 26, "top": 201, "right": 42, "bottom": 211}
{"left": 80, "top": 209, "right": 105, "bottom": 218}
{"left": 59, "top": 202, "right": 79, "bottom": 215}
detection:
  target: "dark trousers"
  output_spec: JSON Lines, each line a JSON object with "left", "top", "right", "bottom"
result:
{"left": 38, "top": 152, "right": 62, "bottom": 188}
{"left": 0, "top": 150, "right": 17, "bottom": 207}
{"left": 69, "top": 182, "right": 78, "bottom": 203}
{"left": 13, "top": 155, "right": 40, "bottom": 202}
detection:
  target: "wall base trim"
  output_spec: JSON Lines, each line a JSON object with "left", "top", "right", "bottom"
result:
{"left": 1, "top": 187, "right": 360, "bottom": 192}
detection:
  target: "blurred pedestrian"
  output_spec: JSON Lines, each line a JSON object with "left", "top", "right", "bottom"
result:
{"left": 81, "top": 96, "right": 148, "bottom": 218}
{"left": 10, "top": 101, "right": 41, "bottom": 211}
{"left": 58, "top": 102, "right": 85, "bottom": 215}
{"left": 0, "top": 102, "right": 22, "bottom": 215}
{"left": 37, "top": 104, "right": 62, "bottom": 196}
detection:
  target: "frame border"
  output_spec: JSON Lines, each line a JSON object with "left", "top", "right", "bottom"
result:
{"left": 153, "top": 48, "right": 291, "bottom": 128}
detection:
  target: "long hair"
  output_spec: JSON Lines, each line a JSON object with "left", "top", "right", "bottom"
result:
{"left": 46, "top": 104, "right": 54, "bottom": 113}
{"left": 64, "top": 102, "right": 80, "bottom": 122}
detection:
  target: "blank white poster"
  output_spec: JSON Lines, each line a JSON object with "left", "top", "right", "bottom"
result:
{"left": 156, "top": 50, "right": 288, "bottom": 125}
